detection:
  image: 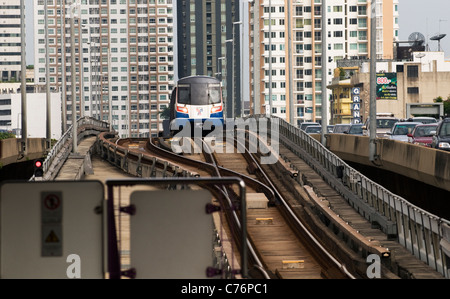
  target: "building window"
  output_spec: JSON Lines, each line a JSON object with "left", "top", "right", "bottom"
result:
{"left": 407, "top": 65, "right": 419, "bottom": 78}
{"left": 407, "top": 87, "right": 419, "bottom": 94}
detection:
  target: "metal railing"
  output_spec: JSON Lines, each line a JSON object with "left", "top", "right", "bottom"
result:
{"left": 42, "top": 116, "right": 109, "bottom": 176}
{"left": 249, "top": 115, "right": 449, "bottom": 278}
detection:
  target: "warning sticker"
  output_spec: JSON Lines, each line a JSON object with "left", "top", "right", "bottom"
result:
{"left": 41, "top": 192, "right": 62, "bottom": 223}
{"left": 42, "top": 225, "right": 63, "bottom": 256}
{"left": 45, "top": 230, "right": 60, "bottom": 243}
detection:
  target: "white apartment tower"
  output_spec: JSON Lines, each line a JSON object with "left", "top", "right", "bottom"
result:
{"left": 249, "top": 0, "right": 399, "bottom": 126}
{"left": 34, "top": 0, "right": 175, "bottom": 138}
{"left": 0, "top": 1, "right": 22, "bottom": 82}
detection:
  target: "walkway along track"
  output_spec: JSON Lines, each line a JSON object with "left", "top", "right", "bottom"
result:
{"left": 97, "top": 131, "right": 355, "bottom": 278}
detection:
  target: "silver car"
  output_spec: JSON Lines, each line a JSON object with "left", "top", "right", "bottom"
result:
{"left": 387, "top": 122, "right": 421, "bottom": 142}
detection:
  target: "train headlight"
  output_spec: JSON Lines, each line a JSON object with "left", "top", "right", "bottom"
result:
{"left": 176, "top": 104, "right": 189, "bottom": 114}
{"left": 211, "top": 105, "right": 223, "bottom": 113}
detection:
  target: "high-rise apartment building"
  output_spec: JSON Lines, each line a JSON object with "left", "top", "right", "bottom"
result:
{"left": 176, "top": 0, "right": 241, "bottom": 118}
{"left": 34, "top": 0, "right": 175, "bottom": 138}
{"left": 249, "top": 0, "right": 399, "bottom": 126}
{"left": 0, "top": 1, "right": 22, "bottom": 81}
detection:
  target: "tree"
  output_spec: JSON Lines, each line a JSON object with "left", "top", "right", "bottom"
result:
{"left": 434, "top": 96, "right": 450, "bottom": 116}
{"left": 159, "top": 106, "right": 170, "bottom": 119}
{"left": 445, "top": 96, "right": 450, "bottom": 116}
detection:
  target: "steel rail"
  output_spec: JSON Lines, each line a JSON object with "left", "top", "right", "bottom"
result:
{"left": 236, "top": 133, "right": 356, "bottom": 279}
{"left": 148, "top": 136, "right": 270, "bottom": 278}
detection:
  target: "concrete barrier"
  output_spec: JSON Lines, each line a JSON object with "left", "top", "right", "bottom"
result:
{"left": 0, "top": 138, "right": 46, "bottom": 166}
{"left": 326, "top": 134, "right": 450, "bottom": 192}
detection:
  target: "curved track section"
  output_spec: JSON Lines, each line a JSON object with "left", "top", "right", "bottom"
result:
{"left": 98, "top": 132, "right": 355, "bottom": 279}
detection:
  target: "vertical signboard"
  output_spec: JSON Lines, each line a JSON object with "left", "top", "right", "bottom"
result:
{"left": 376, "top": 73, "right": 397, "bottom": 100}
{"left": 41, "top": 191, "right": 63, "bottom": 257}
{"left": 352, "top": 87, "right": 361, "bottom": 124}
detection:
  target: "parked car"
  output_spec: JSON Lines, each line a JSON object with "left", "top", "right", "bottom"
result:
{"left": 300, "top": 122, "right": 320, "bottom": 131}
{"left": 305, "top": 125, "right": 322, "bottom": 134}
{"left": 407, "top": 117, "right": 438, "bottom": 124}
{"left": 407, "top": 123, "right": 438, "bottom": 147}
{"left": 431, "top": 117, "right": 450, "bottom": 151}
{"left": 326, "top": 125, "right": 335, "bottom": 133}
{"left": 332, "top": 124, "right": 351, "bottom": 134}
{"left": 387, "top": 122, "right": 421, "bottom": 142}
{"left": 362, "top": 114, "right": 399, "bottom": 137}
{"left": 345, "top": 124, "right": 364, "bottom": 135}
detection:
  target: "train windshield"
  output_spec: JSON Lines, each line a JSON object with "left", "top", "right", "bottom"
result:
{"left": 177, "top": 83, "right": 221, "bottom": 105}
{"left": 177, "top": 84, "right": 190, "bottom": 104}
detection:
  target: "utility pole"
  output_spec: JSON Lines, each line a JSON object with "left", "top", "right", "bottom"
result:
{"left": 320, "top": 0, "right": 327, "bottom": 145}
{"left": 268, "top": 0, "right": 272, "bottom": 117}
{"left": 287, "top": 0, "right": 294, "bottom": 124}
{"left": 60, "top": 0, "right": 67, "bottom": 132}
{"left": 369, "top": 0, "right": 377, "bottom": 162}
{"left": 252, "top": 0, "right": 260, "bottom": 115}
{"left": 232, "top": 21, "right": 242, "bottom": 119}
{"left": 20, "top": 0, "right": 27, "bottom": 155}
{"left": 45, "top": 0, "right": 51, "bottom": 150}
{"left": 108, "top": 49, "right": 112, "bottom": 132}
{"left": 70, "top": 1, "right": 78, "bottom": 153}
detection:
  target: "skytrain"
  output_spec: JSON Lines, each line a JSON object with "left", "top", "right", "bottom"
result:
{"left": 168, "top": 75, "right": 224, "bottom": 137}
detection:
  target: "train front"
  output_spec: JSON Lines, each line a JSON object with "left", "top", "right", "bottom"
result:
{"left": 171, "top": 76, "right": 224, "bottom": 137}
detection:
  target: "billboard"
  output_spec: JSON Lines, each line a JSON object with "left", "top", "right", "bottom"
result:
{"left": 376, "top": 73, "right": 397, "bottom": 100}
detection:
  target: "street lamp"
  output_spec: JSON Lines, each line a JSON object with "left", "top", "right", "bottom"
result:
{"left": 217, "top": 56, "right": 225, "bottom": 79}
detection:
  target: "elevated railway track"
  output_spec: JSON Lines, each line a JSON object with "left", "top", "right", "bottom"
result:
{"left": 20, "top": 116, "right": 447, "bottom": 279}
{"left": 95, "top": 123, "right": 445, "bottom": 279}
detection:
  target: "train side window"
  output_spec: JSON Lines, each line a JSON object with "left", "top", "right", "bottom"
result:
{"left": 178, "top": 84, "right": 190, "bottom": 104}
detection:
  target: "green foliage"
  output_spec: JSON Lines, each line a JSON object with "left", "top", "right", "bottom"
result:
{"left": 434, "top": 96, "right": 450, "bottom": 115}
{"left": 159, "top": 106, "right": 170, "bottom": 119}
{"left": 0, "top": 132, "right": 16, "bottom": 140}
{"left": 444, "top": 99, "right": 450, "bottom": 115}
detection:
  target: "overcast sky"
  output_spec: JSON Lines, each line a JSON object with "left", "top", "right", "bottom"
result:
{"left": 25, "top": 0, "right": 450, "bottom": 65}
{"left": 398, "top": 0, "right": 450, "bottom": 57}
